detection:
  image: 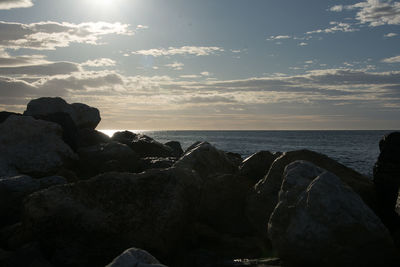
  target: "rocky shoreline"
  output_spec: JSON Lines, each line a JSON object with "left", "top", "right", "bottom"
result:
{"left": 0, "top": 97, "right": 399, "bottom": 267}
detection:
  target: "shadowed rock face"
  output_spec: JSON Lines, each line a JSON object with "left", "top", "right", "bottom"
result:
{"left": 0, "top": 112, "right": 21, "bottom": 124}
{"left": 22, "top": 167, "right": 202, "bottom": 267}
{"left": 77, "top": 128, "right": 111, "bottom": 148}
{"left": 130, "top": 135, "right": 175, "bottom": 158}
{"left": 106, "top": 248, "right": 167, "bottom": 267}
{"left": 246, "top": 149, "right": 376, "bottom": 237}
{"left": 0, "top": 115, "right": 77, "bottom": 177}
{"left": 268, "top": 161, "right": 398, "bottom": 267}
{"left": 164, "top": 141, "right": 184, "bottom": 158}
{"left": 239, "top": 151, "right": 279, "bottom": 182}
{"left": 373, "top": 132, "right": 400, "bottom": 231}
{"left": 111, "top": 131, "right": 138, "bottom": 146}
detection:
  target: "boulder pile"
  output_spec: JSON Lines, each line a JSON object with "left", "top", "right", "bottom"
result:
{"left": 0, "top": 97, "right": 399, "bottom": 267}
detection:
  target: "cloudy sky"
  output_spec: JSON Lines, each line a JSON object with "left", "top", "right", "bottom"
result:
{"left": 1, "top": 0, "right": 400, "bottom": 130}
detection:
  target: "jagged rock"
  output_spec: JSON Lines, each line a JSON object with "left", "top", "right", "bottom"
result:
{"left": 225, "top": 152, "right": 243, "bottom": 167}
{"left": 111, "top": 131, "right": 138, "bottom": 146}
{"left": 140, "top": 157, "right": 176, "bottom": 171}
{"left": 239, "top": 151, "right": 279, "bottom": 182}
{"left": 268, "top": 161, "right": 398, "bottom": 266}
{"left": 77, "top": 128, "right": 110, "bottom": 148}
{"left": 33, "top": 112, "right": 78, "bottom": 151}
{"left": 247, "top": 149, "right": 376, "bottom": 236}
{"left": 185, "top": 141, "right": 202, "bottom": 153}
{"left": 22, "top": 167, "right": 202, "bottom": 266}
{"left": 373, "top": 132, "right": 400, "bottom": 231}
{"left": 164, "top": 141, "right": 184, "bottom": 158}
{"left": 24, "top": 97, "right": 100, "bottom": 129}
{"left": 0, "top": 116, "right": 77, "bottom": 177}
{"left": 0, "top": 175, "right": 67, "bottom": 227}
{"left": 0, "top": 111, "right": 21, "bottom": 124}
{"left": 130, "top": 135, "right": 175, "bottom": 158}
{"left": 77, "top": 141, "right": 140, "bottom": 178}
{"left": 106, "top": 248, "right": 167, "bottom": 267}
{"left": 174, "top": 142, "right": 238, "bottom": 178}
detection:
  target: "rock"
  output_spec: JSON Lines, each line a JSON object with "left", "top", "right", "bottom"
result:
{"left": 111, "top": 131, "right": 138, "bottom": 146}
{"left": 130, "top": 135, "right": 175, "bottom": 158}
{"left": 0, "top": 111, "right": 21, "bottom": 124}
{"left": 185, "top": 141, "right": 202, "bottom": 153}
{"left": 268, "top": 161, "right": 398, "bottom": 266}
{"left": 373, "top": 132, "right": 400, "bottom": 231}
{"left": 24, "top": 97, "right": 100, "bottom": 129}
{"left": 106, "top": 248, "right": 167, "bottom": 267}
{"left": 174, "top": 142, "right": 238, "bottom": 178}
{"left": 0, "top": 175, "right": 67, "bottom": 228}
{"left": 225, "top": 152, "right": 243, "bottom": 167}
{"left": 164, "top": 141, "right": 184, "bottom": 158}
{"left": 77, "top": 128, "right": 110, "bottom": 148}
{"left": 22, "top": 167, "right": 202, "bottom": 266}
{"left": 247, "top": 149, "right": 376, "bottom": 236}
{"left": 33, "top": 112, "right": 78, "bottom": 151}
{"left": 77, "top": 141, "right": 140, "bottom": 178}
{"left": 239, "top": 151, "right": 278, "bottom": 182}
{"left": 0, "top": 116, "right": 77, "bottom": 177}
{"left": 140, "top": 157, "right": 176, "bottom": 171}
{"left": 70, "top": 103, "right": 101, "bottom": 129}
{"left": 0, "top": 242, "right": 53, "bottom": 267}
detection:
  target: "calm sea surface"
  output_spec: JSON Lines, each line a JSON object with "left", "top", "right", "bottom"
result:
{"left": 101, "top": 130, "right": 396, "bottom": 177}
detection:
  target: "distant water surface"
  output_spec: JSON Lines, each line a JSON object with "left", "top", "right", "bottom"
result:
{"left": 100, "top": 130, "right": 395, "bottom": 177}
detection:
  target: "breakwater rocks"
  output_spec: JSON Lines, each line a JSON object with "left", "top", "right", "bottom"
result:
{"left": 0, "top": 97, "right": 399, "bottom": 267}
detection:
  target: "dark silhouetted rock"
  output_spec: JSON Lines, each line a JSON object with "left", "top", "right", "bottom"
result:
{"left": 0, "top": 175, "right": 67, "bottom": 228}
{"left": 174, "top": 142, "right": 238, "bottom": 178}
{"left": 239, "top": 151, "right": 278, "bottom": 182}
{"left": 106, "top": 248, "right": 166, "bottom": 267}
{"left": 164, "top": 141, "right": 184, "bottom": 158}
{"left": 77, "top": 128, "right": 110, "bottom": 148}
{"left": 130, "top": 135, "right": 175, "bottom": 158}
{"left": 24, "top": 97, "right": 100, "bottom": 129}
{"left": 225, "top": 152, "right": 243, "bottom": 167}
{"left": 140, "top": 157, "right": 176, "bottom": 171}
{"left": 0, "top": 242, "right": 53, "bottom": 267}
{"left": 185, "top": 141, "right": 202, "bottom": 153}
{"left": 268, "top": 161, "right": 398, "bottom": 267}
{"left": 247, "top": 149, "right": 376, "bottom": 236}
{"left": 0, "top": 116, "right": 77, "bottom": 177}
{"left": 22, "top": 167, "right": 201, "bottom": 266}
{"left": 0, "top": 111, "right": 21, "bottom": 124}
{"left": 77, "top": 142, "right": 140, "bottom": 178}
{"left": 33, "top": 112, "right": 78, "bottom": 151}
{"left": 111, "top": 131, "right": 138, "bottom": 146}
{"left": 373, "top": 132, "right": 400, "bottom": 231}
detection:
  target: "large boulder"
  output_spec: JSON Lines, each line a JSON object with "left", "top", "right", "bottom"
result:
{"left": 164, "top": 141, "right": 184, "bottom": 158}
{"left": 24, "top": 97, "right": 100, "bottom": 129}
{"left": 77, "top": 142, "right": 140, "bottom": 178}
{"left": 22, "top": 167, "right": 202, "bottom": 266}
{"left": 373, "top": 132, "right": 400, "bottom": 231}
{"left": 111, "top": 131, "right": 138, "bottom": 146}
{"left": 268, "top": 161, "right": 398, "bottom": 266}
{"left": 106, "top": 248, "right": 167, "bottom": 267}
{"left": 77, "top": 128, "right": 110, "bottom": 148}
{"left": 130, "top": 135, "right": 175, "bottom": 158}
{"left": 0, "top": 111, "right": 21, "bottom": 124}
{"left": 247, "top": 149, "right": 376, "bottom": 236}
{"left": 173, "top": 142, "right": 238, "bottom": 178}
{"left": 239, "top": 151, "right": 279, "bottom": 182}
{"left": 0, "top": 116, "right": 77, "bottom": 177}
{"left": 0, "top": 175, "right": 67, "bottom": 228}
{"left": 139, "top": 157, "right": 176, "bottom": 171}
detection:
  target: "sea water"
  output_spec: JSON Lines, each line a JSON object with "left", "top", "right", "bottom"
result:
{"left": 100, "top": 130, "right": 394, "bottom": 177}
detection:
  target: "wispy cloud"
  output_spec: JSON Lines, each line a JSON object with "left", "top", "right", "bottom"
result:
{"left": 0, "top": 21, "right": 134, "bottom": 50}
{"left": 267, "top": 35, "right": 291, "bottom": 41}
{"left": 384, "top": 32, "right": 398, "bottom": 37}
{"left": 131, "top": 46, "right": 224, "bottom": 57}
{"left": 382, "top": 55, "right": 400, "bottom": 63}
{"left": 0, "top": 62, "right": 80, "bottom": 76}
{"left": 81, "top": 58, "right": 116, "bottom": 67}
{"left": 0, "top": 0, "right": 33, "bottom": 10}
{"left": 307, "top": 21, "right": 358, "bottom": 34}
{"left": 165, "top": 62, "right": 184, "bottom": 70}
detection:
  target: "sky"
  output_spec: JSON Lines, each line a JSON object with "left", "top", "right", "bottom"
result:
{"left": 0, "top": 0, "right": 400, "bottom": 130}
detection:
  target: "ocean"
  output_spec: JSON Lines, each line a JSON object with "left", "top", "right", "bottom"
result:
{"left": 100, "top": 130, "right": 395, "bottom": 177}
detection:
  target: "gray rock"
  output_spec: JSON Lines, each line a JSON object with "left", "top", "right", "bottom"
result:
{"left": 106, "top": 248, "right": 167, "bottom": 267}
{"left": 111, "top": 131, "right": 138, "bottom": 146}
{"left": 164, "top": 141, "right": 184, "bottom": 158}
{"left": 239, "top": 151, "right": 278, "bottom": 182}
{"left": 0, "top": 115, "right": 77, "bottom": 177}
{"left": 130, "top": 135, "right": 175, "bottom": 158}
{"left": 247, "top": 149, "right": 376, "bottom": 236}
{"left": 140, "top": 157, "right": 176, "bottom": 171}
{"left": 22, "top": 167, "right": 202, "bottom": 266}
{"left": 174, "top": 142, "right": 238, "bottom": 178}
{"left": 24, "top": 97, "right": 100, "bottom": 129}
{"left": 268, "top": 161, "right": 398, "bottom": 266}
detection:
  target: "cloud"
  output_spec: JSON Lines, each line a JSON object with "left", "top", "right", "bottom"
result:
{"left": 0, "top": 0, "right": 33, "bottom": 10}
{"left": 331, "top": 0, "right": 400, "bottom": 27}
{"left": 298, "top": 42, "right": 308, "bottom": 46}
{"left": 382, "top": 55, "right": 400, "bottom": 63}
{"left": 306, "top": 21, "right": 358, "bottom": 34}
{"left": 0, "top": 21, "right": 134, "bottom": 50}
{"left": 201, "top": 71, "right": 211, "bottom": 76}
{"left": 136, "top": 25, "right": 149, "bottom": 30}
{"left": 384, "top": 32, "right": 398, "bottom": 37}
{"left": 0, "top": 61, "right": 80, "bottom": 76}
{"left": 0, "top": 53, "right": 49, "bottom": 67}
{"left": 267, "top": 35, "right": 291, "bottom": 40}
{"left": 81, "top": 58, "right": 116, "bottom": 67}
{"left": 131, "top": 46, "right": 224, "bottom": 57}
{"left": 165, "top": 62, "right": 184, "bottom": 70}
